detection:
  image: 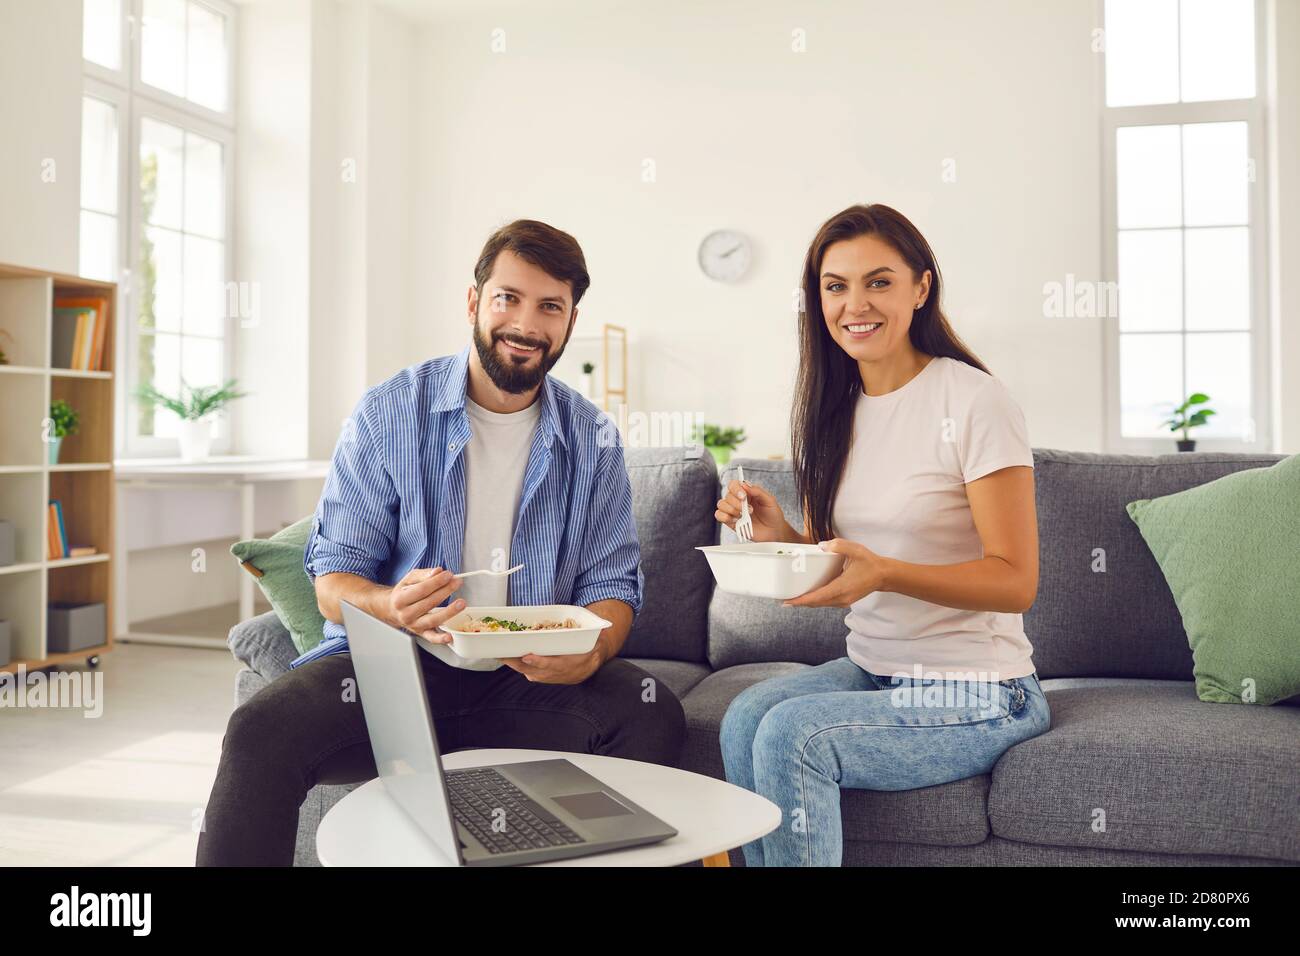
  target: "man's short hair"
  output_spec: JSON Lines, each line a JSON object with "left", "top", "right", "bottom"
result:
{"left": 474, "top": 219, "right": 591, "bottom": 309}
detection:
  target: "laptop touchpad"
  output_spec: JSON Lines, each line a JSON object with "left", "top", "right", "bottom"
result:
{"left": 552, "top": 791, "right": 633, "bottom": 819}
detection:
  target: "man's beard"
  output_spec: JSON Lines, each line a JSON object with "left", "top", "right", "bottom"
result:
{"left": 473, "top": 314, "right": 570, "bottom": 394}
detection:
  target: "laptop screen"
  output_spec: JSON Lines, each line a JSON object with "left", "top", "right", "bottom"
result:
{"left": 340, "top": 601, "right": 464, "bottom": 865}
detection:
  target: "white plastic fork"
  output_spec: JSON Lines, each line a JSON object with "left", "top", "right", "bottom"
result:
{"left": 734, "top": 466, "right": 754, "bottom": 543}
{"left": 456, "top": 563, "right": 524, "bottom": 579}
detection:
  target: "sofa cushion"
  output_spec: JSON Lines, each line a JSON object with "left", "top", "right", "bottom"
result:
{"left": 622, "top": 447, "right": 719, "bottom": 662}
{"left": 1025, "top": 449, "right": 1287, "bottom": 680}
{"left": 681, "top": 662, "right": 990, "bottom": 848}
{"left": 840, "top": 776, "right": 990, "bottom": 848}
{"left": 843, "top": 834, "right": 1289, "bottom": 866}
{"left": 1125, "top": 454, "right": 1300, "bottom": 704}
{"left": 230, "top": 516, "right": 327, "bottom": 656}
{"left": 227, "top": 610, "right": 298, "bottom": 682}
{"left": 681, "top": 662, "right": 810, "bottom": 778}
{"left": 234, "top": 665, "right": 270, "bottom": 707}
{"left": 990, "top": 680, "right": 1300, "bottom": 862}
{"left": 707, "top": 458, "right": 850, "bottom": 670}
{"left": 623, "top": 657, "right": 711, "bottom": 699}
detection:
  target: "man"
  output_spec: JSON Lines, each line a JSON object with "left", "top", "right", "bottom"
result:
{"left": 197, "top": 219, "right": 685, "bottom": 866}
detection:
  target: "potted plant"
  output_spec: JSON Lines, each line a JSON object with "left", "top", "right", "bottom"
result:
{"left": 1161, "top": 391, "right": 1216, "bottom": 452}
{"left": 48, "top": 399, "right": 79, "bottom": 464}
{"left": 580, "top": 362, "right": 596, "bottom": 399}
{"left": 0, "top": 328, "right": 13, "bottom": 365}
{"left": 135, "top": 378, "right": 247, "bottom": 461}
{"left": 694, "top": 423, "right": 747, "bottom": 466}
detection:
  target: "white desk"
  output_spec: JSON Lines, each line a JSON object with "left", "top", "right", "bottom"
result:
{"left": 316, "top": 749, "right": 782, "bottom": 867}
{"left": 114, "top": 457, "right": 330, "bottom": 648}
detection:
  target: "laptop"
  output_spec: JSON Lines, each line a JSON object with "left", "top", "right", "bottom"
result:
{"left": 340, "top": 600, "right": 678, "bottom": 866}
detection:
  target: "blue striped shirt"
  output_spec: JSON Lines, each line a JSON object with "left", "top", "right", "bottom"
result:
{"left": 290, "top": 345, "right": 644, "bottom": 669}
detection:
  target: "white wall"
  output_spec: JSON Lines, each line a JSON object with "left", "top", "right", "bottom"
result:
{"left": 0, "top": 0, "right": 81, "bottom": 274}
{"left": 307, "top": 0, "right": 366, "bottom": 458}
{"left": 363, "top": 3, "right": 415, "bottom": 387}
{"left": 1269, "top": 0, "right": 1300, "bottom": 454}
{"left": 232, "top": 0, "right": 313, "bottom": 459}
{"left": 407, "top": 0, "right": 1107, "bottom": 457}
{"left": 303, "top": 0, "right": 417, "bottom": 458}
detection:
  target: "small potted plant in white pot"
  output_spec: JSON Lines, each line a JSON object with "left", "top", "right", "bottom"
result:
{"left": 48, "top": 399, "right": 80, "bottom": 464}
{"left": 1161, "top": 391, "right": 1216, "bottom": 452}
{"left": 579, "top": 362, "right": 596, "bottom": 400}
{"left": 135, "top": 379, "right": 247, "bottom": 461}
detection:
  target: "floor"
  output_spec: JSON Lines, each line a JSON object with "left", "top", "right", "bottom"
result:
{"left": 133, "top": 598, "right": 271, "bottom": 642}
{"left": 0, "top": 641, "right": 242, "bottom": 865}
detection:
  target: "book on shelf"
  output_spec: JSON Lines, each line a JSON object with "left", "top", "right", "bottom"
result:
{"left": 52, "top": 295, "right": 109, "bottom": 371}
{"left": 68, "top": 546, "right": 97, "bottom": 558}
{"left": 52, "top": 306, "right": 93, "bottom": 370}
{"left": 46, "top": 503, "right": 59, "bottom": 559}
{"left": 47, "top": 500, "right": 69, "bottom": 559}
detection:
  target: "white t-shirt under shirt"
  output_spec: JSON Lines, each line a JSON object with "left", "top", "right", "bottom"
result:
{"left": 424, "top": 394, "right": 541, "bottom": 672}
{"left": 833, "top": 355, "right": 1037, "bottom": 682}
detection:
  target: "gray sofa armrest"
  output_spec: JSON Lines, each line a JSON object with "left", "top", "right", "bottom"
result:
{"left": 227, "top": 610, "right": 299, "bottom": 682}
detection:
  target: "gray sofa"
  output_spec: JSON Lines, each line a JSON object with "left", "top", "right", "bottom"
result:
{"left": 227, "top": 446, "right": 1300, "bottom": 866}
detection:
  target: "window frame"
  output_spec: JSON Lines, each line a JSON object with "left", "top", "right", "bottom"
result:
{"left": 128, "top": 0, "right": 237, "bottom": 130}
{"left": 128, "top": 97, "right": 237, "bottom": 455}
{"left": 80, "top": 0, "right": 238, "bottom": 459}
{"left": 1100, "top": 0, "right": 1272, "bottom": 453}
{"left": 80, "top": 77, "right": 130, "bottom": 286}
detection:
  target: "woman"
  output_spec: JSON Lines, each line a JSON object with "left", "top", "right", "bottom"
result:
{"left": 716, "top": 203, "right": 1051, "bottom": 867}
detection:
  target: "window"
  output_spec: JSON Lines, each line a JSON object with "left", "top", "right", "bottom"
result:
{"left": 79, "top": 0, "right": 236, "bottom": 455}
{"left": 1102, "top": 0, "right": 1269, "bottom": 450}
{"left": 79, "top": 91, "right": 120, "bottom": 284}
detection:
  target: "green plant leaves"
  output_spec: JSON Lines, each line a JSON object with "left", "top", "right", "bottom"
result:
{"left": 1166, "top": 392, "right": 1216, "bottom": 434}
{"left": 692, "top": 422, "right": 747, "bottom": 450}
{"left": 134, "top": 378, "right": 246, "bottom": 421}
{"left": 49, "top": 399, "right": 79, "bottom": 438}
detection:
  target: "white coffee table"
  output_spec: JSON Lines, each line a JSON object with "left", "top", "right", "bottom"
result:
{"left": 317, "top": 748, "right": 780, "bottom": 867}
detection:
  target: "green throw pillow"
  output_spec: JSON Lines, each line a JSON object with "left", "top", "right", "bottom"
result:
{"left": 1125, "top": 454, "right": 1300, "bottom": 705}
{"left": 231, "top": 516, "right": 326, "bottom": 656}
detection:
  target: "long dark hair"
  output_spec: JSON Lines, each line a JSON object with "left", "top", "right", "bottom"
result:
{"left": 791, "top": 203, "right": 989, "bottom": 543}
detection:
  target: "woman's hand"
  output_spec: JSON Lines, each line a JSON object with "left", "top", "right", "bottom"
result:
{"left": 715, "top": 479, "right": 792, "bottom": 542}
{"left": 783, "top": 539, "right": 890, "bottom": 608}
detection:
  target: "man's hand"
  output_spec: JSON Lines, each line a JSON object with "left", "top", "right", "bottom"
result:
{"left": 388, "top": 567, "right": 464, "bottom": 641}
{"left": 499, "top": 598, "right": 630, "bottom": 684}
{"left": 499, "top": 646, "right": 605, "bottom": 684}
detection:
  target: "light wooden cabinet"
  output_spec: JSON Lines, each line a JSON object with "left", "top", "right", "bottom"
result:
{"left": 0, "top": 262, "right": 116, "bottom": 673}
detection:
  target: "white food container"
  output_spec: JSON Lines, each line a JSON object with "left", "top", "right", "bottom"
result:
{"left": 435, "top": 604, "right": 612, "bottom": 660}
{"left": 696, "top": 542, "right": 846, "bottom": 600}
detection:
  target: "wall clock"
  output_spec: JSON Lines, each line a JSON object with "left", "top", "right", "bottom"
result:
{"left": 698, "top": 230, "right": 752, "bottom": 283}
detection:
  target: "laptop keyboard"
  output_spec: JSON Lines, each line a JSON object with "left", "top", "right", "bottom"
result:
{"left": 445, "top": 767, "right": 587, "bottom": 855}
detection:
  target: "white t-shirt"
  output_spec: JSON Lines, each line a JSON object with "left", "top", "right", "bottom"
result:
{"left": 833, "top": 355, "right": 1037, "bottom": 682}
{"left": 425, "top": 395, "right": 540, "bottom": 672}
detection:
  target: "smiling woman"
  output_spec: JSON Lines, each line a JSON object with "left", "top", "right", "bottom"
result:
{"left": 714, "top": 202, "right": 1048, "bottom": 868}
{"left": 794, "top": 205, "right": 991, "bottom": 542}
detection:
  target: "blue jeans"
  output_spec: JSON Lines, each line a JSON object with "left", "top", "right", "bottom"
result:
{"left": 719, "top": 657, "right": 1051, "bottom": 866}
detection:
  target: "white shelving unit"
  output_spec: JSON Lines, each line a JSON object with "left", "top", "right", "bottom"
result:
{"left": 0, "top": 262, "right": 116, "bottom": 674}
